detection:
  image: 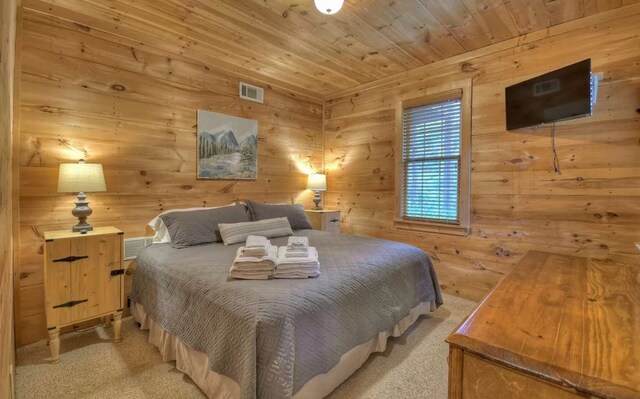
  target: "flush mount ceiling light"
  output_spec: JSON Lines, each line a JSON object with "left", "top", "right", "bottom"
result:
{"left": 314, "top": 0, "right": 344, "bottom": 15}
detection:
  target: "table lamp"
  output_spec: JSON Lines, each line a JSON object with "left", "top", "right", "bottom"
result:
{"left": 307, "top": 173, "right": 327, "bottom": 210}
{"left": 57, "top": 159, "right": 106, "bottom": 233}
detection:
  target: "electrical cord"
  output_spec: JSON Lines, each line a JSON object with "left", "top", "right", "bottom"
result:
{"left": 551, "top": 122, "right": 561, "bottom": 174}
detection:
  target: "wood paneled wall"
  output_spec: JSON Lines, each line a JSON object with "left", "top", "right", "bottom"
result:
{"left": 1, "top": 0, "right": 17, "bottom": 394}
{"left": 324, "top": 5, "right": 640, "bottom": 302}
{"left": 14, "top": 7, "right": 323, "bottom": 345}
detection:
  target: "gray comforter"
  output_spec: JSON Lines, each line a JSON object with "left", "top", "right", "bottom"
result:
{"left": 130, "top": 230, "right": 443, "bottom": 398}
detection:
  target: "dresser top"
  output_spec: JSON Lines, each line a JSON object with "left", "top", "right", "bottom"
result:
{"left": 447, "top": 250, "right": 640, "bottom": 399}
{"left": 44, "top": 226, "right": 123, "bottom": 241}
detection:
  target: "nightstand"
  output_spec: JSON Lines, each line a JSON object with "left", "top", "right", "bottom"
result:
{"left": 305, "top": 210, "right": 340, "bottom": 233}
{"left": 43, "top": 226, "right": 125, "bottom": 363}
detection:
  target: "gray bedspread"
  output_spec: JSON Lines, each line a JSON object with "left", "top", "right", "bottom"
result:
{"left": 130, "top": 230, "right": 443, "bottom": 398}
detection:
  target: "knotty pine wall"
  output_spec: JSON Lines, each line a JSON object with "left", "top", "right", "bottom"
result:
{"left": 1, "top": 0, "right": 17, "bottom": 393}
{"left": 324, "top": 6, "right": 640, "bottom": 302}
{"left": 15, "top": 9, "right": 323, "bottom": 345}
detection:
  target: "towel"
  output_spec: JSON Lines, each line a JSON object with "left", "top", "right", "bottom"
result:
{"left": 284, "top": 246, "right": 309, "bottom": 258}
{"left": 230, "top": 246, "right": 277, "bottom": 280}
{"left": 287, "top": 236, "right": 309, "bottom": 248}
{"left": 241, "top": 241, "right": 272, "bottom": 258}
{"left": 274, "top": 246, "right": 320, "bottom": 279}
{"left": 246, "top": 235, "right": 269, "bottom": 248}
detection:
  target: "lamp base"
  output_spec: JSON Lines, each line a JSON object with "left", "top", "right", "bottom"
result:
{"left": 312, "top": 190, "right": 323, "bottom": 210}
{"left": 71, "top": 192, "right": 94, "bottom": 233}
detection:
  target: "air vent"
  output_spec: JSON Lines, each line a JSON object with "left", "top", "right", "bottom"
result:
{"left": 124, "top": 237, "right": 153, "bottom": 260}
{"left": 239, "top": 82, "right": 264, "bottom": 103}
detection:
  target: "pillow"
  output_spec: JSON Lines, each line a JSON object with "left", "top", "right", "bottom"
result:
{"left": 159, "top": 205, "right": 250, "bottom": 248}
{"left": 245, "top": 201, "right": 312, "bottom": 229}
{"left": 218, "top": 217, "right": 293, "bottom": 245}
{"left": 148, "top": 203, "right": 236, "bottom": 243}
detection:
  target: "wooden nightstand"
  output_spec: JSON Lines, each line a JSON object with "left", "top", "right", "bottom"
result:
{"left": 43, "top": 226, "right": 125, "bottom": 363}
{"left": 305, "top": 210, "right": 341, "bottom": 233}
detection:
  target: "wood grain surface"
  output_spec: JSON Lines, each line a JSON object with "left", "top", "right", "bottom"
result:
{"left": 14, "top": 7, "right": 324, "bottom": 345}
{"left": 323, "top": 4, "right": 640, "bottom": 302}
{"left": 0, "top": 0, "right": 17, "bottom": 394}
{"left": 447, "top": 251, "right": 640, "bottom": 399}
{"left": 17, "top": 0, "right": 640, "bottom": 96}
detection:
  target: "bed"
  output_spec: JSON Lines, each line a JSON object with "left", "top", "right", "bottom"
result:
{"left": 130, "top": 229, "right": 443, "bottom": 398}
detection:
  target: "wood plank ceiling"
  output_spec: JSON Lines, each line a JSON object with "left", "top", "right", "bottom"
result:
{"left": 24, "top": 0, "right": 640, "bottom": 97}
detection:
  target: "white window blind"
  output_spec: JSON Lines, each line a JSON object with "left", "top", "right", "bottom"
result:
{"left": 402, "top": 97, "right": 462, "bottom": 223}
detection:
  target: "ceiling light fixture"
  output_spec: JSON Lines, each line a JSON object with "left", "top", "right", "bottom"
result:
{"left": 314, "top": 0, "right": 344, "bottom": 15}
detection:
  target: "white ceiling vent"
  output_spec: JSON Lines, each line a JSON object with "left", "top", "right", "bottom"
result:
{"left": 239, "top": 82, "right": 264, "bottom": 103}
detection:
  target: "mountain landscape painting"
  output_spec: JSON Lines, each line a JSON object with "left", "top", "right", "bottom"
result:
{"left": 196, "top": 110, "right": 258, "bottom": 180}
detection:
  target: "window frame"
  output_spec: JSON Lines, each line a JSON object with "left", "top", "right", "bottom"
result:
{"left": 394, "top": 82, "right": 471, "bottom": 236}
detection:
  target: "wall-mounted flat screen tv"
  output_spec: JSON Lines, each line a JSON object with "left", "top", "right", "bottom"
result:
{"left": 505, "top": 59, "right": 593, "bottom": 130}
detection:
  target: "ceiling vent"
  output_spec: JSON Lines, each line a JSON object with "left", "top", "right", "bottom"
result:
{"left": 239, "top": 82, "right": 264, "bottom": 103}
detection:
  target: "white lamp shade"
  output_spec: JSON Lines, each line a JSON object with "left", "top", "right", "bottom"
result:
{"left": 314, "top": 0, "right": 344, "bottom": 14}
{"left": 58, "top": 162, "right": 107, "bottom": 193}
{"left": 307, "top": 173, "right": 327, "bottom": 191}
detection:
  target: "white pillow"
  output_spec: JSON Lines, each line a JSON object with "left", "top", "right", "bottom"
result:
{"left": 148, "top": 203, "right": 236, "bottom": 243}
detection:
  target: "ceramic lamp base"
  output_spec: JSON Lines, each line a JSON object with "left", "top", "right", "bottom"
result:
{"left": 71, "top": 192, "right": 94, "bottom": 233}
{"left": 312, "top": 190, "right": 323, "bottom": 210}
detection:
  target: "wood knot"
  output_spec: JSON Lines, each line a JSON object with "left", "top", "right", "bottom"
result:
{"left": 139, "top": 170, "right": 147, "bottom": 176}
{"left": 181, "top": 185, "right": 193, "bottom": 190}
{"left": 111, "top": 84, "right": 126, "bottom": 91}
{"left": 461, "top": 62, "right": 477, "bottom": 73}
{"left": 74, "top": 23, "right": 91, "bottom": 32}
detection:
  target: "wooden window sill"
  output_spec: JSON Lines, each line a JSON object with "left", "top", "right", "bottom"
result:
{"left": 393, "top": 218, "right": 470, "bottom": 236}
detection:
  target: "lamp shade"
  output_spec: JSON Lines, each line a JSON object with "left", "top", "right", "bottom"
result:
{"left": 57, "top": 161, "right": 107, "bottom": 193}
{"left": 314, "top": 0, "right": 344, "bottom": 14}
{"left": 307, "top": 173, "right": 327, "bottom": 191}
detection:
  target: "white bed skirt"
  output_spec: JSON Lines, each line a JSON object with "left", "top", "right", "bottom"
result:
{"left": 131, "top": 300, "right": 436, "bottom": 399}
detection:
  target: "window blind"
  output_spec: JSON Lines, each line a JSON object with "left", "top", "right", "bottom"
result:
{"left": 402, "top": 98, "right": 462, "bottom": 223}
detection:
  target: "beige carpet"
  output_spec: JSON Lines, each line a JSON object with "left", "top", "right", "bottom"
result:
{"left": 16, "top": 294, "right": 476, "bottom": 399}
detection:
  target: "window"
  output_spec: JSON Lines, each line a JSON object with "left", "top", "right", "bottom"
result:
{"left": 395, "top": 86, "right": 471, "bottom": 236}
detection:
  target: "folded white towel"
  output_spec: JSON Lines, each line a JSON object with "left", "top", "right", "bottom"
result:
{"left": 274, "top": 270, "right": 320, "bottom": 279}
{"left": 229, "top": 270, "right": 273, "bottom": 280}
{"left": 246, "top": 235, "right": 269, "bottom": 248}
{"left": 277, "top": 246, "right": 318, "bottom": 264}
{"left": 233, "top": 246, "right": 277, "bottom": 269}
{"left": 287, "top": 236, "right": 309, "bottom": 248}
{"left": 240, "top": 241, "right": 272, "bottom": 257}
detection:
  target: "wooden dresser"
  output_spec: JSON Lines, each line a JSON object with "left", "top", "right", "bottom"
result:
{"left": 44, "top": 227, "right": 125, "bottom": 363}
{"left": 447, "top": 251, "right": 640, "bottom": 399}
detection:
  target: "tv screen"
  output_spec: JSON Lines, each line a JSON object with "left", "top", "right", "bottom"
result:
{"left": 505, "top": 59, "right": 592, "bottom": 130}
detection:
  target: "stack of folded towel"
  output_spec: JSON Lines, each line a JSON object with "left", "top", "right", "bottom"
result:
{"left": 274, "top": 236, "right": 320, "bottom": 279}
{"left": 229, "top": 235, "right": 277, "bottom": 280}
{"left": 240, "top": 235, "right": 272, "bottom": 257}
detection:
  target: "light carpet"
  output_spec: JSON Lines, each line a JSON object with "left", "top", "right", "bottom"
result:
{"left": 15, "top": 294, "right": 476, "bottom": 399}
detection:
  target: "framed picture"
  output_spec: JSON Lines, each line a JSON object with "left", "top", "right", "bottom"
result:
{"left": 196, "top": 110, "right": 258, "bottom": 180}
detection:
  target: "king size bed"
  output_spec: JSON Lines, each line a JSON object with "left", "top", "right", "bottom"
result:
{"left": 130, "top": 227, "right": 442, "bottom": 398}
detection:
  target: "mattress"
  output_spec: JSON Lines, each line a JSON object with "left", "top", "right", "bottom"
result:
{"left": 130, "top": 230, "right": 443, "bottom": 398}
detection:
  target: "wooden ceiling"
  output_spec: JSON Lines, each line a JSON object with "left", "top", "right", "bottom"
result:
{"left": 25, "top": 0, "right": 639, "bottom": 98}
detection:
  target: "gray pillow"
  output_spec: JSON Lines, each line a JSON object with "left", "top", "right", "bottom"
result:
{"left": 218, "top": 217, "right": 294, "bottom": 245}
{"left": 245, "top": 201, "right": 312, "bottom": 229}
{"left": 160, "top": 204, "right": 250, "bottom": 248}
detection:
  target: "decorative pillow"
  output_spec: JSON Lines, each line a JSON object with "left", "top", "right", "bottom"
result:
{"left": 148, "top": 203, "right": 237, "bottom": 243}
{"left": 245, "top": 201, "right": 312, "bottom": 230}
{"left": 159, "top": 204, "right": 250, "bottom": 248}
{"left": 218, "top": 217, "right": 293, "bottom": 245}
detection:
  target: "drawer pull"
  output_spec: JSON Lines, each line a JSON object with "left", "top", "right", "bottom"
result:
{"left": 53, "top": 299, "right": 88, "bottom": 309}
{"left": 330, "top": 219, "right": 340, "bottom": 223}
{"left": 110, "top": 269, "right": 125, "bottom": 276}
{"left": 53, "top": 255, "right": 88, "bottom": 263}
